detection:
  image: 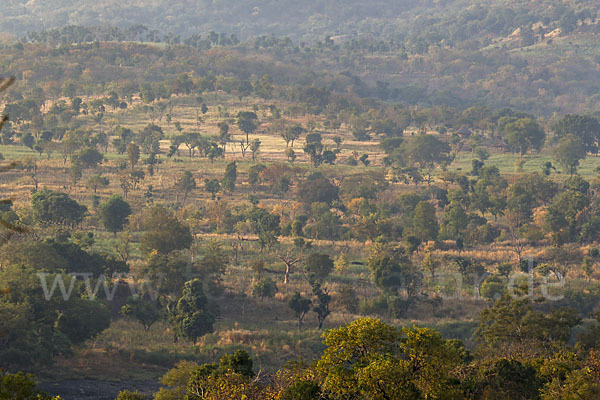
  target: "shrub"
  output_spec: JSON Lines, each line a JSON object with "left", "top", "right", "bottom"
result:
{"left": 252, "top": 277, "right": 278, "bottom": 300}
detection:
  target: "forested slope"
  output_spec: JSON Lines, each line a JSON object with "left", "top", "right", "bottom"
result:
{"left": 2, "top": 0, "right": 599, "bottom": 45}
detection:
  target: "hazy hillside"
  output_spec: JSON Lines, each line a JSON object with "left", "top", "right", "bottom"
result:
{"left": 7, "top": 1, "right": 600, "bottom": 398}
{"left": 2, "top": 0, "right": 598, "bottom": 45}
{"left": 1, "top": 1, "right": 599, "bottom": 116}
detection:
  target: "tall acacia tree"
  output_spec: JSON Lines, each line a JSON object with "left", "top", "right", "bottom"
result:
{"left": 237, "top": 111, "right": 258, "bottom": 144}
{"left": 282, "top": 124, "right": 305, "bottom": 147}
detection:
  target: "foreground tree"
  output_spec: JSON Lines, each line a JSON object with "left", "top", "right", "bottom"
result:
{"left": 476, "top": 295, "right": 580, "bottom": 352}
{"left": 0, "top": 372, "right": 60, "bottom": 400}
{"left": 115, "top": 390, "right": 147, "bottom": 400}
{"left": 1, "top": 262, "right": 111, "bottom": 370}
{"left": 157, "top": 350, "right": 257, "bottom": 400}
{"left": 316, "top": 318, "right": 463, "bottom": 399}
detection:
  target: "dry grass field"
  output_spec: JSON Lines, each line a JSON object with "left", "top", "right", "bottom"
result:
{"left": 1, "top": 92, "right": 594, "bottom": 381}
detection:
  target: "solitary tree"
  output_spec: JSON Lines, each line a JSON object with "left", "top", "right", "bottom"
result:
{"left": 305, "top": 253, "right": 334, "bottom": 281}
{"left": 218, "top": 123, "right": 230, "bottom": 151}
{"left": 337, "top": 285, "right": 359, "bottom": 313}
{"left": 504, "top": 181, "right": 536, "bottom": 264}
{"left": 121, "top": 294, "right": 161, "bottom": 331}
{"left": 172, "top": 279, "right": 216, "bottom": 343}
{"left": 127, "top": 142, "right": 140, "bottom": 169}
{"left": 401, "top": 134, "right": 451, "bottom": 184}
{"left": 175, "top": 171, "right": 196, "bottom": 205}
{"left": 503, "top": 118, "right": 546, "bottom": 156}
{"left": 204, "top": 178, "right": 221, "bottom": 200}
{"left": 98, "top": 195, "right": 132, "bottom": 236}
{"left": 277, "top": 248, "right": 303, "bottom": 285}
{"left": 553, "top": 134, "right": 587, "bottom": 176}
{"left": 222, "top": 162, "right": 237, "bottom": 193}
{"left": 296, "top": 175, "right": 339, "bottom": 205}
{"left": 31, "top": 189, "right": 87, "bottom": 226}
{"left": 303, "top": 133, "right": 324, "bottom": 167}
{"left": 311, "top": 281, "right": 331, "bottom": 329}
{"left": 248, "top": 207, "right": 281, "bottom": 251}
{"left": 282, "top": 124, "right": 305, "bottom": 147}
{"left": 237, "top": 111, "right": 258, "bottom": 144}
{"left": 178, "top": 132, "right": 201, "bottom": 158}
{"left": 412, "top": 201, "right": 439, "bottom": 242}
{"left": 288, "top": 292, "right": 311, "bottom": 330}
{"left": 250, "top": 139, "right": 261, "bottom": 161}
{"left": 86, "top": 174, "right": 109, "bottom": 193}
{"left": 140, "top": 205, "right": 193, "bottom": 255}
{"left": 252, "top": 277, "right": 278, "bottom": 300}
{"left": 553, "top": 114, "right": 600, "bottom": 154}
{"left": 367, "top": 243, "right": 422, "bottom": 304}
{"left": 74, "top": 147, "right": 103, "bottom": 169}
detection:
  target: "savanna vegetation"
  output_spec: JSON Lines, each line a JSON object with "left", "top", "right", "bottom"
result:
{"left": 3, "top": 1, "right": 600, "bottom": 399}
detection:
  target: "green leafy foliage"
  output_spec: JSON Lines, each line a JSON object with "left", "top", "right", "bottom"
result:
{"left": 98, "top": 195, "right": 131, "bottom": 235}
{"left": 140, "top": 206, "right": 192, "bottom": 255}
{"left": 31, "top": 189, "right": 87, "bottom": 226}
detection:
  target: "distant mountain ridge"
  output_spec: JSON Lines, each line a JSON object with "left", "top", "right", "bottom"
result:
{"left": 2, "top": 0, "right": 598, "bottom": 45}
{"left": 3, "top": 0, "right": 600, "bottom": 116}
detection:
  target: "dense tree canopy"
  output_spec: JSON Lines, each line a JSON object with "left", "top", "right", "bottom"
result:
{"left": 98, "top": 195, "right": 131, "bottom": 235}
{"left": 140, "top": 205, "right": 193, "bottom": 254}
{"left": 31, "top": 190, "right": 87, "bottom": 226}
